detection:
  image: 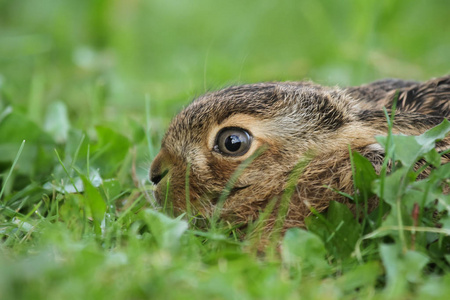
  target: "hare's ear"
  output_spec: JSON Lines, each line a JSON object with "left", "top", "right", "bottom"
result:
{"left": 392, "top": 76, "right": 450, "bottom": 116}
{"left": 345, "top": 78, "right": 419, "bottom": 107}
{"left": 349, "top": 75, "right": 450, "bottom": 116}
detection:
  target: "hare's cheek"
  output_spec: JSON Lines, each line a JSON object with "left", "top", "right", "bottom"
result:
{"left": 206, "top": 159, "right": 244, "bottom": 183}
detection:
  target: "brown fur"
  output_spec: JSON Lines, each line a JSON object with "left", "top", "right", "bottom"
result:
{"left": 150, "top": 75, "right": 450, "bottom": 233}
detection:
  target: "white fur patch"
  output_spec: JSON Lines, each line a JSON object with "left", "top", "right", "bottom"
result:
{"left": 366, "top": 143, "right": 385, "bottom": 153}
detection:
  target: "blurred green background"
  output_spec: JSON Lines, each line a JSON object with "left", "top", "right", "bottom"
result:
{"left": 2, "top": 0, "right": 450, "bottom": 122}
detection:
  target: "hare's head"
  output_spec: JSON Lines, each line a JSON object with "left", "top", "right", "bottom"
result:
{"left": 149, "top": 82, "right": 369, "bottom": 224}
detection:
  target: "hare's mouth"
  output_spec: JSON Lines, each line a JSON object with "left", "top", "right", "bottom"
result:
{"left": 210, "top": 185, "right": 251, "bottom": 206}
{"left": 230, "top": 184, "right": 251, "bottom": 194}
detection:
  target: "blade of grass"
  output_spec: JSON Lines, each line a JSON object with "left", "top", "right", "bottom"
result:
{"left": 348, "top": 147, "right": 368, "bottom": 231}
{"left": 354, "top": 225, "right": 450, "bottom": 263}
{"left": 0, "top": 140, "right": 26, "bottom": 201}
{"left": 54, "top": 149, "right": 80, "bottom": 194}
{"left": 269, "top": 156, "right": 312, "bottom": 249}
{"left": 210, "top": 146, "right": 267, "bottom": 230}
{"left": 70, "top": 134, "right": 85, "bottom": 176}
{"left": 378, "top": 92, "right": 398, "bottom": 227}
{"left": 245, "top": 197, "right": 278, "bottom": 250}
{"left": 381, "top": 92, "right": 408, "bottom": 253}
{"left": 163, "top": 177, "right": 172, "bottom": 216}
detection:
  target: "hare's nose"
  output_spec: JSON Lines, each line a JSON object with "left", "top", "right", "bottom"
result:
{"left": 150, "top": 168, "right": 168, "bottom": 185}
{"left": 150, "top": 152, "right": 170, "bottom": 185}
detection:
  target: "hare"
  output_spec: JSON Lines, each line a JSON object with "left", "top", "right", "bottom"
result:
{"left": 150, "top": 75, "right": 450, "bottom": 231}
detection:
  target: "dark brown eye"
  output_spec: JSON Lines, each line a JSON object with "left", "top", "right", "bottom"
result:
{"left": 214, "top": 127, "right": 252, "bottom": 156}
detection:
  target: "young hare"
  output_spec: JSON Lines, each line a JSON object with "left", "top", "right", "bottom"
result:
{"left": 150, "top": 75, "right": 450, "bottom": 230}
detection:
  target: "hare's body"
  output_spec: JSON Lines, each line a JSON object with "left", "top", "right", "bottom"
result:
{"left": 150, "top": 75, "right": 450, "bottom": 230}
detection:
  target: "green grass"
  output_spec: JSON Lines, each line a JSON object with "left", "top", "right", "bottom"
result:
{"left": 1, "top": 0, "right": 450, "bottom": 299}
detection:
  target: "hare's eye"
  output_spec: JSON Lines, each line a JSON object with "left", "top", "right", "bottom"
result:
{"left": 214, "top": 127, "right": 252, "bottom": 156}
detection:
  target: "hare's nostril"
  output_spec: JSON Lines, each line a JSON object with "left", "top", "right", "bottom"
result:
{"left": 150, "top": 169, "right": 168, "bottom": 185}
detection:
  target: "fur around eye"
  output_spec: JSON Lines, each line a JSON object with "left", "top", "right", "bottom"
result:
{"left": 213, "top": 127, "right": 252, "bottom": 156}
